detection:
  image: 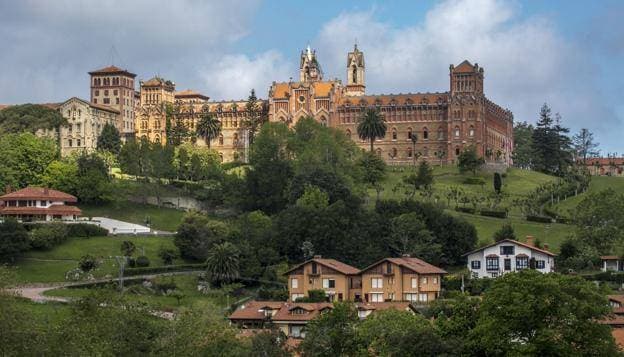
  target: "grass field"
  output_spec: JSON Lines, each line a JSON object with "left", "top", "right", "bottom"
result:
{"left": 15, "top": 235, "right": 180, "bottom": 284}
{"left": 80, "top": 201, "right": 185, "bottom": 232}
{"left": 452, "top": 212, "right": 573, "bottom": 251}
{"left": 372, "top": 166, "right": 557, "bottom": 215}
{"left": 551, "top": 176, "right": 624, "bottom": 218}
{"left": 44, "top": 275, "right": 233, "bottom": 312}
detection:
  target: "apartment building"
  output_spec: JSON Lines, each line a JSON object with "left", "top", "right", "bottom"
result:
{"left": 284, "top": 256, "right": 361, "bottom": 302}
{"left": 359, "top": 256, "right": 447, "bottom": 303}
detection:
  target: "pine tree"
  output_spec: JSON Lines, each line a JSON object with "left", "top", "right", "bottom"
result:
{"left": 97, "top": 122, "right": 121, "bottom": 155}
{"left": 532, "top": 103, "right": 555, "bottom": 173}
{"left": 244, "top": 89, "right": 266, "bottom": 145}
{"left": 512, "top": 121, "right": 534, "bottom": 169}
{"left": 573, "top": 128, "right": 600, "bottom": 164}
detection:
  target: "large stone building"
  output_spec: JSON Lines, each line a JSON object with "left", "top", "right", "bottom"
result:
{"left": 268, "top": 45, "right": 514, "bottom": 165}
{"left": 88, "top": 66, "right": 137, "bottom": 139}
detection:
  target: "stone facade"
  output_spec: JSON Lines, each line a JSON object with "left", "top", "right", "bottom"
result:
{"left": 268, "top": 45, "right": 514, "bottom": 165}
{"left": 88, "top": 66, "right": 137, "bottom": 139}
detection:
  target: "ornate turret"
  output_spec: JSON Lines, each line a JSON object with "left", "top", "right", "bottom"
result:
{"left": 345, "top": 44, "right": 365, "bottom": 96}
{"left": 299, "top": 45, "right": 323, "bottom": 82}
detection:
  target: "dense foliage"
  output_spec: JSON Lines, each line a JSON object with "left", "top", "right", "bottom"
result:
{"left": 0, "top": 132, "right": 58, "bottom": 190}
{"left": 0, "top": 104, "right": 66, "bottom": 135}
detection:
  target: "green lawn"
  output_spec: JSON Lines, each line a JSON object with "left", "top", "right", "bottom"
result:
{"left": 15, "top": 235, "right": 180, "bottom": 284}
{"left": 452, "top": 211, "right": 573, "bottom": 252}
{"left": 44, "top": 275, "right": 233, "bottom": 312}
{"left": 80, "top": 201, "right": 185, "bottom": 232}
{"left": 551, "top": 176, "right": 624, "bottom": 218}
{"left": 373, "top": 166, "right": 557, "bottom": 215}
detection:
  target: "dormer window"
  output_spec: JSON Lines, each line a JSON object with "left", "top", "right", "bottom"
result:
{"left": 500, "top": 246, "right": 515, "bottom": 255}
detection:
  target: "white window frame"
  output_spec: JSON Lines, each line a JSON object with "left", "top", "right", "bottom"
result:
{"left": 411, "top": 277, "right": 417, "bottom": 289}
{"left": 419, "top": 293, "right": 428, "bottom": 302}
{"left": 370, "top": 293, "right": 384, "bottom": 302}
{"left": 421, "top": 277, "right": 428, "bottom": 284}
{"left": 371, "top": 278, "right": 383, "bottom": 289}
{"left": 291, "top": 278, "right": 298, "bottom": 289}
{"left": 404, "top": 293, "right": 418, "bottom": 302}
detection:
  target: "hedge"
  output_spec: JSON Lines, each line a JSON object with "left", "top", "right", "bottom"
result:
{"left": 455, "top": 207, "right": 476, "bottom": 214}
{"left": 480, "top": 210, "right": 508, "bottom": 218}
{"left": 582, "top": 271, "right": 624, "bottom": 284}
{"left": 124, "top": 263, "right": 206, "bottom": 277}
{"left": 462, "top": 177, "right": 485, "bottom": 185}
{"left": 526, "top": 215, "right": 552, "bottom": 223}
{"left": 67, "top": 223, "right": 109, "bottom": 237}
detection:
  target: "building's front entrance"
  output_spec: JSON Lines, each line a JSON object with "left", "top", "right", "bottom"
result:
{"left": 504, "top": 259, "right": 511, "bottom": 271}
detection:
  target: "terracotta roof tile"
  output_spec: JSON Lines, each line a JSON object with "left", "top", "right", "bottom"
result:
{"left": 1, "top": 187, "right": 78, "bottom": 202}
{"left": 229, "top": 301, "right": 285, "bottom": 321}
{"left": 362, "top": 257, "right": 447, "bottom": 275}
{"left": 175, "top": 89, "right": 209, "bottom": 100}
{"left": 463, "top": 239, "right": 556, "bottom": 257}
{"left": 312, "top": 82, "right": 334, "bottom": 97}
{"left": 88, "top": 65, "right": 137, "bottom": 78}
{"left": 284, "top": 258, "right": 360, "bottom": 275}
{"left": 612, "top": 328, "right": 624, "bottom": 350}
{"left": 583, "top": 158, "right": 624, "bottom": 166}
{"left": 272, "top": 302, "right": 333, "bottom": 322}
{"left": 610, "top": 295, "right": 624, "bottom": 306}
{"left": 272, "top": 83, "right": 291, "bottom": 99}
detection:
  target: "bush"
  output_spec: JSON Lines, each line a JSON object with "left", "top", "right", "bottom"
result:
{"left": 135, "top": 255, "right": 150, "bottom": 267}
{"left": 153, "top": 278, "right": 177, "bottom": 294}
{"left": 480, "top": 210, "right": 508, "bottom": 218}
{"left": 78, "top": 254, "right": 99, "bottom": 272}
{"left": 67, "top": 223, "right": 108, "bottom": 237}
{"left": 158, "top": 246, "right": 178, "bottom": 265}
{"left": 462, "top": 177, "right": 485, "bottom": 185}
{"left": 455, "top": 207, "right": 476, "bottom": 214}
{"left": 29, "top": 223, "right": 68, "bottom": 250}
{"left": 126, "top": 257, "right": 137, "bottom": 268}
{"left": 526, "top": 215, "right": 552, "bottom": 223}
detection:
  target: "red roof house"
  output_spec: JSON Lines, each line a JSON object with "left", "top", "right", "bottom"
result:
{"left": 0, "top": 187, "right": 81, "bottom": 222}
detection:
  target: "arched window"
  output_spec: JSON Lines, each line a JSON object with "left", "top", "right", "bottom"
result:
{"left": 455, "top": 147, "right": 460, "bottom": 156}
{"left": 407, "top": 127, "right": 413, "bottom": 140}
{"left": 352, "top": 65, "right": 357, "bottom": 83}
{"left": 469, "top": 125, "right": 475, "bottom": 137}
{"left": 320, "top": 116, "right": 327, "bottom": 127}
{"left": 218, "top": 153, "right": 224, "bottom": 162}
{"left": 423, "top": 127, "right": 429, "bottom": 140}
{"left": 454, "top": 126, "right": 460, "bottom": 138}
{"left": 345, "top": 129, "right": 351, "bottom": 139}
{"left": 392, "top": 128, "right": 397, "bottom": 140}
{"left": 154, "top": 135, "right": 161, "bottom": 144}
{"left": 391, "top": 148, "right": 398, "bottom": 158}
{"left": 218, "top": 135, "right": 224, "bottom": 146}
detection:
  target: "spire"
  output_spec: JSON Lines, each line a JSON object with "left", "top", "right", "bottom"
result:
{"left": 306, "top": 45, "right": 312, "bottom": 61}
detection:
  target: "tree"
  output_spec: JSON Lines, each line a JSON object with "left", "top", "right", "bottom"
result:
{"left": 78, "top": 254, "right": 99, "bottom": 272}
{"left": 295, "top": 289, "right": 327, "bottom": 302}
{"left": 96, "top": 123, "right": 121, "bottom": 155}
{"left": 0, "top": 219, "right": 30, "bottom": 262}
{"left": 512, "top": 121, "right": 534, "bottom": 169}
{"left": 358, "top": 151, "right": 386, "bottom": 201}
{"left": 389, "top": 212, "right": 441, "bottom": 264}
{"left": 532, "top": 104, "right": 573, "bottom": 175}
{"left": 249, "top": 329, "right": 290, "bottom": 357}
{"left": 493, "top": 172, "right": 502, "bottom": 194}
{"left": 356, "top": 108, "right": 387, "bottom": 152}
{"left": 158, "top": 246, "right": 178, "bottom": 265}
{"left": 299, "top": 302, "right": 360, "bottom": 356}
{"left": 120, "top": 241, "right": 136, "bottom": 256}
{"left": 296, "top": 185, "right": 329, "bottom": 209}
{"left": 165, "top": 103, "right": 191, "bottom": 146}
{"left": 195, "top": 112, "right": 221, "bottom": 148}
{"left": 573, "top": 188, "right": 624, "bottom": 253}
{"left": 470, "top": 271, "right": 618, "bottom": 356}
{"left": 0, "top": 104, "right": 66, "bottom": 136}
{"left": 573, "top": 128, "right": 600, "bottom": 164}
{"left": 205, "top": 242, "right": 240, "bottom": 286}
{"left": 243, "top": 89, "right": 266, "bottom": 145}
{"left": 359, "top": 308, "right": 456, "bottom": 356}
{"left": 74, "top": 153, "right": 111, "bottom": 203}
{"left": 403, "top": 160, "right": 434, "bottom": 198}
{"left": 0, "top": 133, "right": 58, "bottom": 190}
{"left": 38, "top": 160, "right": 79, "bottom": 194}
{"left": 457, "top": 145, "right": 484, "bottom": 175}
{"left": 176, "top": 146, "right": 190, "bottom": 180}
{"left": 493, "top": 222, "right": 515, "bottom": 242}
{"left": 174, "top": 212, "right": 229, "bottom": 261}
{"left": 118, "top": 139, "right": 141, "bottom": 177}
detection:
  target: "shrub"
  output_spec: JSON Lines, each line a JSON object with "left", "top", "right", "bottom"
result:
{"left": 480, "top": 210, "right": 508, "bottom": 218}
{"left": 462, "top": 177, "right": 485, "bottom": 185}
{"left": 135, "top": 255, "right": 150, "bottom": 267}
{"left": 455, "top": 206, "right": 476, "bottom": 214}
{"left": 120, "top": 240, "right": 136, "bottom": 256}
{"left": 78, "top": 254, "right": 99, "bottom": 272}
{"left": 29, "top": 223, "right": 68, "bottom": 250}
{"left": 526, "top": 215, "right": 552, "bottom": 223}
{"left": 158, "top": 246, "right": 178, "bottom": 265}
{"left": 126, "top": 257, "right": 137, "bottom": 268}
{"left": 67, "top": 223, "right": 108, "bottom": 237}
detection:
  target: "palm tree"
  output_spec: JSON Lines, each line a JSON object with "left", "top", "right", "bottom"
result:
{"left": 195, "top": 112, "right": 221, "bottom": 148}
{"left": 357, "top": 108, "right": 387, "bottom": 152}
{"left": 205, "top": 242, "right": 240, "bottom": 286}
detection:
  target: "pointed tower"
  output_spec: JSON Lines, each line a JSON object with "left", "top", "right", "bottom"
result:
{"left": 299, "top": 45, "right": 323, "bottom": 82}
{"left": 449, "top": 60, "right": 484, "bottom": 94}
{"left": 346, "top": 44, "right": 365, "bottom": 96}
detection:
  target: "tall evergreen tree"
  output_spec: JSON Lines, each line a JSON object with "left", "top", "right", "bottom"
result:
{"left": 96, "top": 122, "right": 121, "bottom": 154}
{"left": 552, "top": 113, "right": 573, "bottom": 175}
{"left": 357, "top": 108, "right": 387, "bottom": 152}
{"left": 573, "top": 128, "right": 600, "bottom": 164}
{"left": 532, "top": 103, "right": 555, "bottom": 173}
{"left": 512, "top": 121, "right": 534, "bottom": 169}
{"left": 165, "top": 103, "right": 190, "bottom": 146}
{"left": 243, "top": 89, "right": 266, "bottom": 145}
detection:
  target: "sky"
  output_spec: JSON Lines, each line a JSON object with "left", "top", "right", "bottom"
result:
{"left": 0, "top": 0, "right": 622, "bottom": 153}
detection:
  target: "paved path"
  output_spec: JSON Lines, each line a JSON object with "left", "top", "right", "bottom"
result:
{"left": 89, "top": 217, "right": 151, "bottom": 235}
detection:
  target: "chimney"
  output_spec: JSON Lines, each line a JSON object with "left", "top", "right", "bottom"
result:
{"left": 313, "top": 255, "right": 322, "bottom": 259}
{"left": 43, "top": 187, "right": 49, "bottom": 195}
{"left": 526, "top": 236, "right": 534, "bottom": 247}
{"left": 402, "top": 253, "right": 411, "bottom": 258}
{"left": 543, "top": 243, "right": 550, "bottom": 251}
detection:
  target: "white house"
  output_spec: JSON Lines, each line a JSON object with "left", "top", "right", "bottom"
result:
{"left": 464, "top": 237, "right": 556, "bottom": 278}
{"left": 601, "top": 256, "right": 624, "bottom": 272}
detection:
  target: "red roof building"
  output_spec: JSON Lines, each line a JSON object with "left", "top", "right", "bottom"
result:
{"left": 0, "top": 187, "right": 81, "bottom": 222}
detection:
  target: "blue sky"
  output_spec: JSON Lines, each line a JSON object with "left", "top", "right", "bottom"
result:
{"left": 0, "top": 0, "right": 622, "bottom": 153}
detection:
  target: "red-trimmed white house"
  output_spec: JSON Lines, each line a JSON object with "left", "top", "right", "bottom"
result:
{"left": 0, "top": 187, "right": 82, "bottom": 222}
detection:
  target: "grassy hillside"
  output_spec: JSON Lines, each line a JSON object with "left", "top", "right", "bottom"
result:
{"left": 551, "top": 176, "right": 624, "bottom": 218}
{"left": 15, "top": 235, "right": 180, "bottom": 283}
{"left": 80, "top": 201, "right": 185, "bottom": 232}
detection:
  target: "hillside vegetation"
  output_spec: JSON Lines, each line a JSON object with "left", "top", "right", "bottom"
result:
{"left": 551, "top": 176, "right": 624, "bottom": 218}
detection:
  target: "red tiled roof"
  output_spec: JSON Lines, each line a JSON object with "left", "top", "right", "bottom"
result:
{"left": 0, "top": 206, "right": 82, "bottom": 216}
{"left": 463, "top": 239, "right": 556, "bottom": 257}
{"left": 272, "top": 302, "right": 333, "bottom": 322}
{"left": 612, "top": 329, "right": 624, "bottom": 350}
{"left": 284, "top": 258, "right": 360, "bottom": 275}
{"left": 0, "top": 187, "right": 77, "bottom": 202}
{"left": 602, "top": 256, "right": 621, "bottom": 260}
{"left": 175, "top": 89, "right": 209, "bottom": 100}
{"left": 88, "top": 65, "right": 137, "bottom": 78}
{"left": 361, "top": 257, "right": 447, "bottom": 275}
{"left": 610, "top": 295, "right": 624, "bottom": 306}
{"left": 229, "top": 301, "right": 285, "bottom": 321}
{"left": 583, "top": 158, "right": 624, "bottom": 166}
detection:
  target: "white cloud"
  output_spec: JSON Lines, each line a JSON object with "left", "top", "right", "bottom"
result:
{"left": 314, "top": 0, "right": 621, "bottom": 148}
{"left": 199, "top": 50, "right": 293, "bottom": 101}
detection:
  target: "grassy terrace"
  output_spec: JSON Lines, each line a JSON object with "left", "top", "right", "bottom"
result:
{"left": 15, "top": 235, "right": 181, "bottom": 284}
{"left": 80, "top": 201, "right": 185, "bottom": 232}
{"left": 551, "top": 176, "right": 624, "bottom": 218}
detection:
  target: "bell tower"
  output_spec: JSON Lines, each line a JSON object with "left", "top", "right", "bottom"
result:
{"left": 299, "top": 45, "right": 323, "bottom": 82}
{"left": 345, "top": 44, "right": 365, "bottom": 96}
{"left": 449, "top": 60, "right": 484, "bottom": 94}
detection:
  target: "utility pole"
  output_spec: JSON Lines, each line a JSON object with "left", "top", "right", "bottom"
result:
{"left": 114, "top": 256, "right": 127, "bottom": 292}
